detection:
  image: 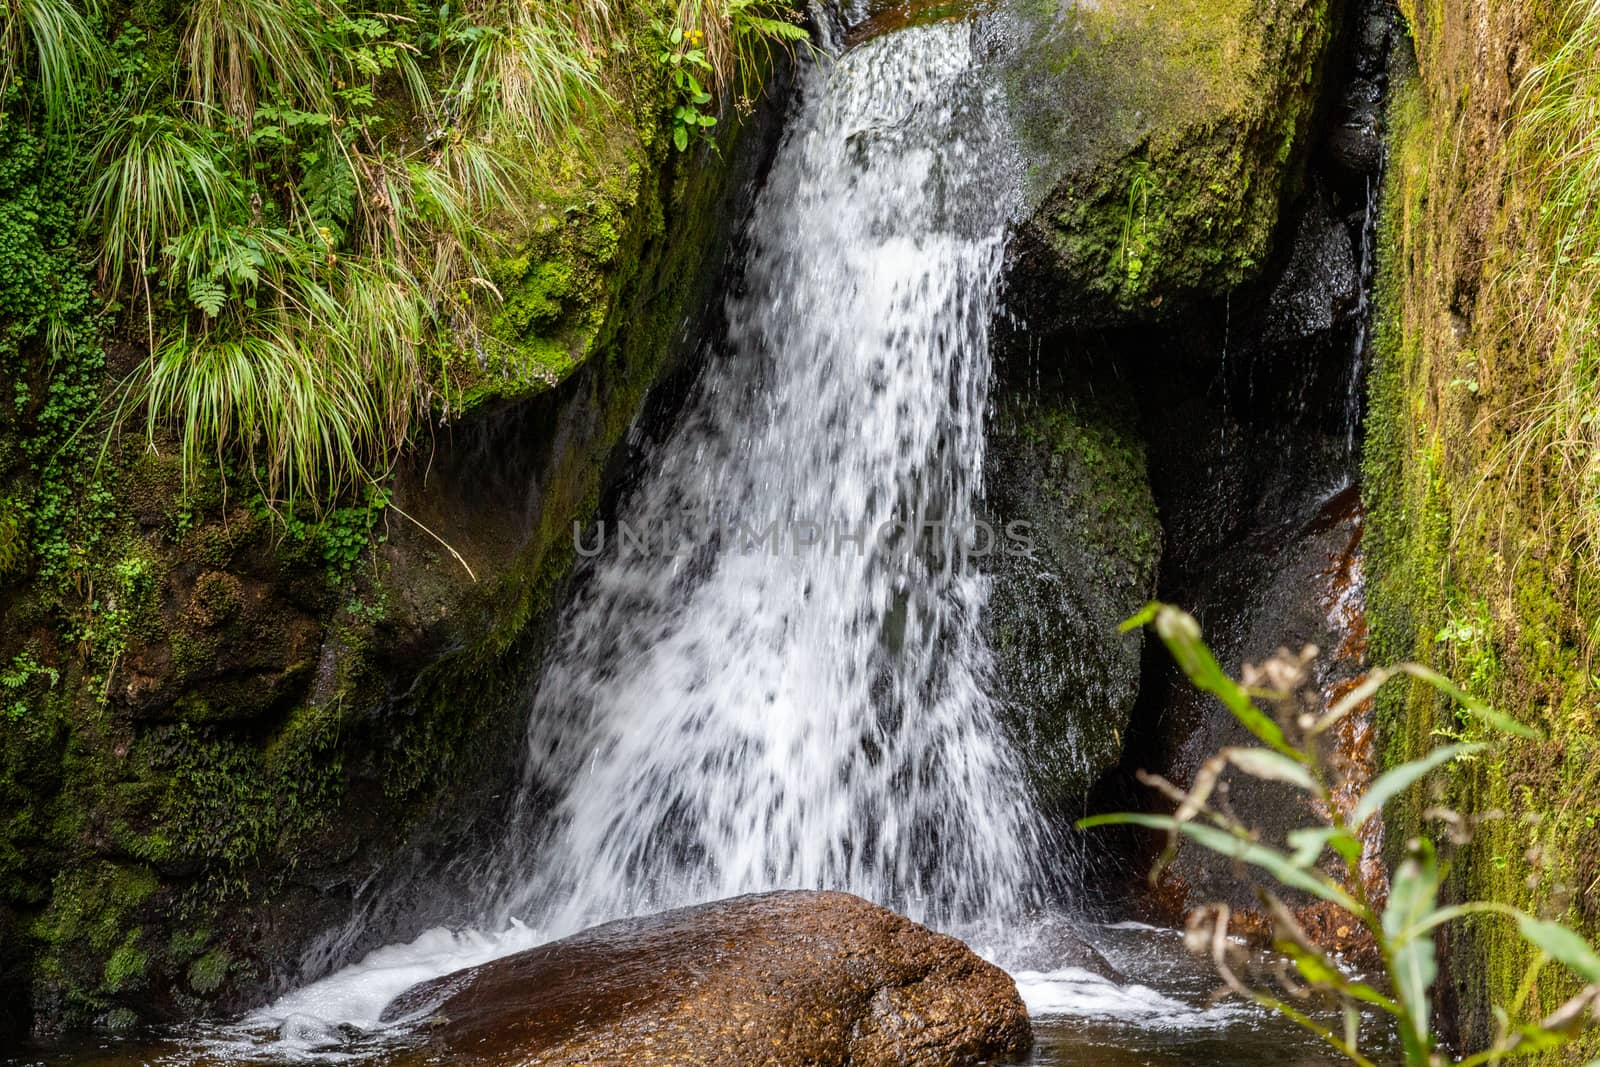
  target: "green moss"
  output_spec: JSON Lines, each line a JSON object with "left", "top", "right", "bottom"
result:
{"left": 101, "top": 1007, "right": 139, "bottom": 1031}
{"left": 1022, "top": 403, "right": 1162, "bottom": 577}
{"left": 186, "top": 949, "right": 230, "bottom": 995}
{"left": 1364, "top": 15, "right": 1600, "bottom": 1059}
{"left": 30, "top": 862, "right": 158, "bottom": 1023}
{"left": 1006, "top": 0, "right": 1335, "bottom": 314}
{"left": 167, "top": 925, "right": 211, "bottom": 960}
{"left": 987, "top": 381, "right": 1162, "bottom": 808}
{"left": 102, "top": 934, "right": 147, "bottom": 993}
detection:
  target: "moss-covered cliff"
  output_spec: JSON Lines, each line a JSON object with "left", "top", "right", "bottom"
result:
{"left": 996, "top": 0, "right": 1340, "bottom": 323}
{"left": 1365, "top": 0, "right": 1600, "bottom": 1056}
{"left": 0, "top": 6, "right": 785, "bottom": 1035}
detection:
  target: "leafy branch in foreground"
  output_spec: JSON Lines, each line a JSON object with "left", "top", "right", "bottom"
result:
{"left": 1083, "top": 603, "right": 1600, "bottom": 1066}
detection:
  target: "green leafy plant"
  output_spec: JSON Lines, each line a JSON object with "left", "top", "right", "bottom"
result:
{"left": 0, "top": 494, "right": 26, "bottom": 577}
{"left": 724, "top": 0, "right": 808, "bottom": 104}
{"left": 1083, "top": 603, "right": 1600, "bottom": 1066}
{"left": 653, "top": 21, "right": 717, "bottom": 152}
{"left": 1121, "top": 160, "right": 1152, "bottom": 285}
{"left": 654, "top": 0, "right": 807, "bottom": 151}
{"left": 0, "top": 650, "right": 60, "bottom": 719}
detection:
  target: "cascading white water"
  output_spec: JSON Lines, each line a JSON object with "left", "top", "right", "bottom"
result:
{"left": 481, "top": 18, "right": 1039, "bottom": 935}
{"left": 235, "top": 21, "right": 1047, "bottom": 1049}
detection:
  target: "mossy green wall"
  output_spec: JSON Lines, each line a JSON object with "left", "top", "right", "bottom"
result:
{"left": 0, "top": 28, "right": 777, "bottom": 1034}
{"left": 1365, "top": 2, "right": 1600, "bottom": 1056}
{"left": 1004, "top": 0, "right": 1339, "bottom": 319}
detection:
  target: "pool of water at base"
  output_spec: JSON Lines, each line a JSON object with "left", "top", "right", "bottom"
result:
{"left": 1010, "top": 922, "right": 1393, "bottom": 1066}
{"left": 5, "top": 918, "right": 1395, "bottom": 1067}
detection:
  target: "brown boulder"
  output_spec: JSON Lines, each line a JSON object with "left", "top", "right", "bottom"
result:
{"left": 384, "top": 890, "right": 1031, "bottom": 1066}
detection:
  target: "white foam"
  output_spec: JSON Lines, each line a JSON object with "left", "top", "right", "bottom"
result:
{"left": 244, "top": 921, "right": 542, "bottom": 1035}
{"left": 1012, "top": 967, "right": 1245, "bottom": 1030}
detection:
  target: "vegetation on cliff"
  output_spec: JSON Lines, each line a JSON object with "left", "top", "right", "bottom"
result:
{"left": 0, "top": 0, "right": 797, "bottom": 1035}
{"left": 1364, "top": 0, "right": 1600, "bottom": 1057}
{"left": 5, "top": 0, "right": 800, "bottom": 507}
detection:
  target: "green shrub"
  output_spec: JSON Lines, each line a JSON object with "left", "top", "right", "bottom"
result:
{"left": 1086, "top": 604, "right": 1600, "bottom": 1065}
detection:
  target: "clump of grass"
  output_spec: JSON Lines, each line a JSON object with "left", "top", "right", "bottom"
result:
{"left": 93, "top": 0, "right": 574, "bottom": 507}
{"left": 141, "top": 271, "right": 426, "bottom": 506}
{"left": 676, "top": 0, "right": 808, "bottom": 105}
{"left": 86, "top": 113, "right": 242, "bottom": 322}
{"left": 22, "top": 0, "right": 807, "bottom": 512}
{"left": 1474, "top": 0, "right": 1600, "bottom": 568}
{"left": 0, "top": 0, "right": 103, "bottom": 130}
{"left": 723, "top": 0, "right": 809, "bottom": 103}
{"left": 182, "top": 0, "right": 335, "bottom": 126}
{"left": 445, "top": 0, "right": 609, "bottom": 146}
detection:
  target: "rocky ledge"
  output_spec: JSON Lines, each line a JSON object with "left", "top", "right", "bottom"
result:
{"left": 384, "top": 890, "right": 1032, "bottom": 1066}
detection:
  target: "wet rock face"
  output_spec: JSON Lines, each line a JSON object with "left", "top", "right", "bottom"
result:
{"left": 1086, "top": 0, "right": 1395, "bottom": 948}
{"left": 982, "top": 374, "right": 1161, "bottom": 815}
{"left": 384, "top": 891, "right": 1032, "bottom": 1066}
{"left": 989, "top": 0, "right": 1338, "bottom": 325}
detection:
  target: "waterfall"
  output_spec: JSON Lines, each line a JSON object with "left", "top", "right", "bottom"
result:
{"left": 478, "top": 20, "right": 1040, "bottom": 936}
{"left": 229, "top": 22, "right": 1048, "bottom": 1049}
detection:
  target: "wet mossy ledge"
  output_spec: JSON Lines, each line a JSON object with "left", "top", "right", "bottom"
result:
{"left": 1364, "top": 1, "right": 1600, "bottom": 1059}
{"left": 994, "top": 0, "right": 1340, "bottom": 324}
{"left": 983, "top": 374, "right": 1160, "bottom": 815}
{"left": 0, "top": 37, "right": 785, "bottom": 1039}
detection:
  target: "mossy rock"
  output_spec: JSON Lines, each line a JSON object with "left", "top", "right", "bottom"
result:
{"left": 982, "top": 378, "right": 1160, "bottom": 811}
{"left": 992, "top": 0, "right": 1338, "bottom": 321}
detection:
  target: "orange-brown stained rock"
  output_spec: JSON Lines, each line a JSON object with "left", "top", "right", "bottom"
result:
{"left": 382, "top": 890, "right": 1031, "bottom": 1066}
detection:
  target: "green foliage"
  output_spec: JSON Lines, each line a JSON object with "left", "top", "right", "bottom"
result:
{"left": 182, "top": 0, "right": 343, "bottom": 125}
{"left": 0, "top": 650, "right": 60, "bottom": 719}
{"left": 673, "top": 0, "right": 806, "bottom": 100}
{"left": 445, "top": 0, "right": 607, "bottom": 146}
{"left": 1469, "top": 0, "right": 1600, "bottom": 574}
{"left": 724, "top": 0, "right": 808, "bottom": 106}
{"left": 1084, "top": 604, "right": 1600, "bottom": 1066}
{"left": 1, "top": 0, "right": 807, "bottom": 513}
{"left": 0, "top": 493, "right": 25, "bottom": 575}
{"left": 1434, "top": 600, "right": 1498, "bottom": 703}
{"left": 0, "top": 0, "right": 104, "bottom": 132}
{"left": 261, "top": 483, "right": 391, "bottom": 579}
{"left": 27, "top": 0, "right": 619, "bottom": 510}
{"left": 654, "top": 21, "right": 717, "bottom": 152}
{"left": 0, "top": 87, "right": 111, "bottom": 597}
{"left": 1120, "top": 160, "right": 1152, "bottom": 284}
{"left": 87, "top": 112, "right": 242, "bottom": 310}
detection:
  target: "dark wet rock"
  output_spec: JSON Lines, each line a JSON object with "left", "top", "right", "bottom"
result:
{"left": 1262, "top": 182, "right": 1361, "bottom": 345}
{"left": 990, "top": 0, "right": 1340, "bottom": 324}
{"left": 1327, "top": 117, "right": 1383, "bottom": 178}
{"left": 383, "top": 891, "right": 1032, "bottom": 1066}
{"left": 1153, "top": 487, "right": 1370, "bottom": 925}
{"left": 1326, "top": 75, "right": 1386, "bottom": 177}
{"left": 983, "top": 375, "right": 1160, "bottom": 814}
{"left": 1083, "top": 0, "right": 1392, "bottom": 937}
